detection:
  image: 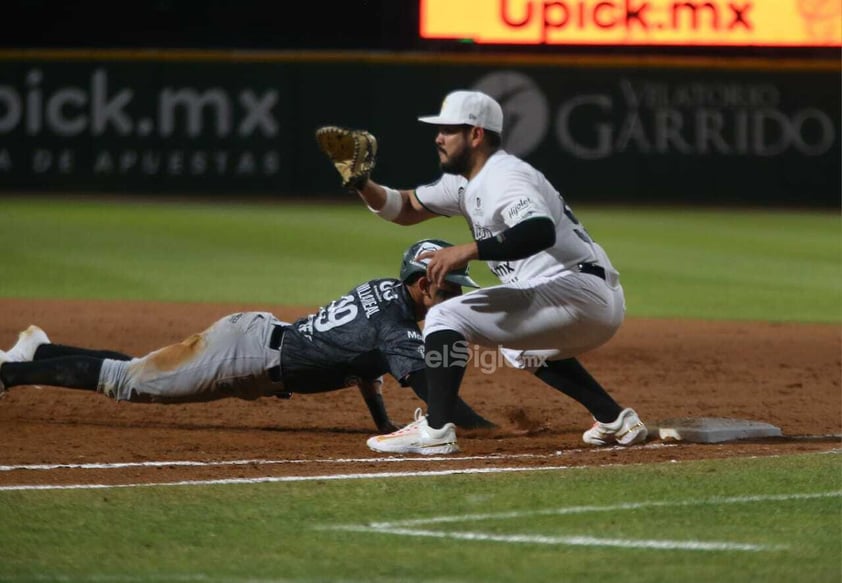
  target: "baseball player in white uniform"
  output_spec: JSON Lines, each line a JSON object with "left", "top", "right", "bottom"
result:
{"left": 323, "top": 90, "right": 648, "bottom": 454}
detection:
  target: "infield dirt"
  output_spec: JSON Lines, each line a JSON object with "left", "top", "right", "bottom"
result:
{"left": 0, "top": 298, "right": 839, "bottom": 487}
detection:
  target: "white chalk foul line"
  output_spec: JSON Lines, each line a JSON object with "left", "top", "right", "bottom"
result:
{"left": 330, "top": 525, "right": 778, "bottom": 552}
{"left": 4, "top": 440, "right": 837, "bottom": 474}
{"left": 1, "top": 447, "right": 838, "bottom": 491}
{"left": 0, "top": 442, "right": 678, "bottom": 472}
{"left": 0, "top": 464, "right": 576, "bottom": 491}
{"left": 324, "top": 491, "right": 842, "bottom": 553}
{"left": 0, "top": 452, "right": 561, "bottom": 472}
{"left": 3, "top": 441, "right": 837, "bottom": 473}
{"left": 364, "top": 490, "right": 842, "bottom": 528}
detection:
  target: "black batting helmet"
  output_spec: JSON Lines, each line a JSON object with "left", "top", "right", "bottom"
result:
{"left": 399, "top": 239, "right": 480, "bottom": 288}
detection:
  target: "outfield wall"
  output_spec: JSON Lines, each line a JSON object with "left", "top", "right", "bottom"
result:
{"left": 0, "top": 50, "right": 838, "bottom": 206}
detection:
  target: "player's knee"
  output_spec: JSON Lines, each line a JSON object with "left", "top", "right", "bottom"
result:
{"left": 97, "top": 359, "right": 125, "bottom": 400}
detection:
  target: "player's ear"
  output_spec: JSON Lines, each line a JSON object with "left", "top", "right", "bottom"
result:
{"left": 418, "top": 275, "right": 433, "bottom": 298}
{"left": 418, "top": 275, "right": 436, "bottom": 303}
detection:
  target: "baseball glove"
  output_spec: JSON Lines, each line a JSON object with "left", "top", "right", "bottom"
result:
{"left": 315, "top": 126, "right": 378, "bottom": 189}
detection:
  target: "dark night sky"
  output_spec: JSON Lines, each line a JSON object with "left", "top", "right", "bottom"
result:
{"left": 1, "top": 0, "right": 418, "bottom": 49}
{"left": 2, "top": 0, "right": 834, "bottom": 58}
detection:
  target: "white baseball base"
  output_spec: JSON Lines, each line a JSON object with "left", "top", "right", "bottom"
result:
{"left": 652, "top": 417, "right": 783, "bottom": 443}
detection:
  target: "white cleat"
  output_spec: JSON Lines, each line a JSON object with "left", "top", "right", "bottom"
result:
{"left": 367, "top": 408, "right": 460, "bottom": 455}
{"left": 583, "top": 408, "right": 648, "bottom": 446}
{"left": 5, "top": 325, "right": 50, "bottom": 363}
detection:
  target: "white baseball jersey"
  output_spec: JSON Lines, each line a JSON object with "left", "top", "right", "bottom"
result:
{"left": 415, "top": 150, "right": 617, "bottom": 284}
{"left": 416, "top": 150, "right": 625, "bottom": 363}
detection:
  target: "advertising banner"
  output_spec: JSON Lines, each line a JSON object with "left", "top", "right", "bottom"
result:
{"left": 0, "top": 60, "right": 291, "bottom": 193}
{"left": 453, "top": 66, "right": 840, "bottom": 205}
{"left": 0, "top": 52, "right": 838, "bottom": 206}
{"left": 420, "top": 0, "right": 842, "bottom": 47}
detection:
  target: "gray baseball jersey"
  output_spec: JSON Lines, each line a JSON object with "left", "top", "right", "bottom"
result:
{"left": 279, "top": 278, "right": 425, "bottom": 393}
{"left": 98, "top": 278, "right": 426, "bottom": 402}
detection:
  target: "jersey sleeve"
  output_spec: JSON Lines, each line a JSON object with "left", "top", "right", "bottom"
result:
{"left": 377, "top": 320, "right": 426, "bottom": 385}
{"left": 414, "top": 174, "right": 464, "bottom": 217}
{"left": 495, "top": 166, "right": 556, "bottom": 229}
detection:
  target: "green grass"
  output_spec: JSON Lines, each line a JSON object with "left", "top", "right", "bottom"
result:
{"left": 0, "top": 452, "right": 839, "bottom": 583}
{"left": 0, "top": 197, "right": 838, "bottom": 322}
{"left": 590, "top": 208, "right": 841, "bottom": 322}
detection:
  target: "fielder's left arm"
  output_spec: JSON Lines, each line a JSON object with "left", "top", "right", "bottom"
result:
{"left": 315, "top": 125, "right": 435, "bottom": 226}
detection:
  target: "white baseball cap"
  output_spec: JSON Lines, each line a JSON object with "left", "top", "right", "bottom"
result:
{"left": 418, "top": 90, "right": 504, "bottom": 133}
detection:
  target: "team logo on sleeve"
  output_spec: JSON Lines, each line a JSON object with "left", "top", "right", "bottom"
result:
{"left": 472, "top": 224, "right": 494, "bottom": 240}
{"left": 506, "top": 198, "right": 535, "bottom": 221}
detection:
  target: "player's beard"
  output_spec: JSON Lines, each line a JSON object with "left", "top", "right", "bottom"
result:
{"left": 439, "top": 144, "right": 471, "bottom": 175}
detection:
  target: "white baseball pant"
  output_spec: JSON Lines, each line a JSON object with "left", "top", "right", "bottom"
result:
{"left": 423, "top": 270, "right": 625, "bottom": 370}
